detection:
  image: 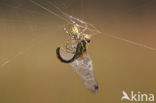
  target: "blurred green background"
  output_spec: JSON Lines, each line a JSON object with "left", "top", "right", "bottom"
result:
{"left": 0, "top": 0, "right": 156, "bottom": 103}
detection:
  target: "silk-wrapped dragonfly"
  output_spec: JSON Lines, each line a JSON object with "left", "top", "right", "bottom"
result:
{"left": 56, "top": 24, "right": 99, "bottom": 93}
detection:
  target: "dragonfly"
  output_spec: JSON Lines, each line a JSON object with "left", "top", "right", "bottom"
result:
{"left": 56, "top": 24, "right": 99, "bottom": 93}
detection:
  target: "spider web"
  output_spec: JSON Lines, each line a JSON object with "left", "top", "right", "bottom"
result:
{"left": 0, "top": 0, "right": 156, "bottom": 69}
{"left": 29, "top": 0, "right": 156, "bottom": 52}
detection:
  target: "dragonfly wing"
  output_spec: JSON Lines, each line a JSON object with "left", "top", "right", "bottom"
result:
{"left": 71, "top": 53, "right": 98, "bottom": 93}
